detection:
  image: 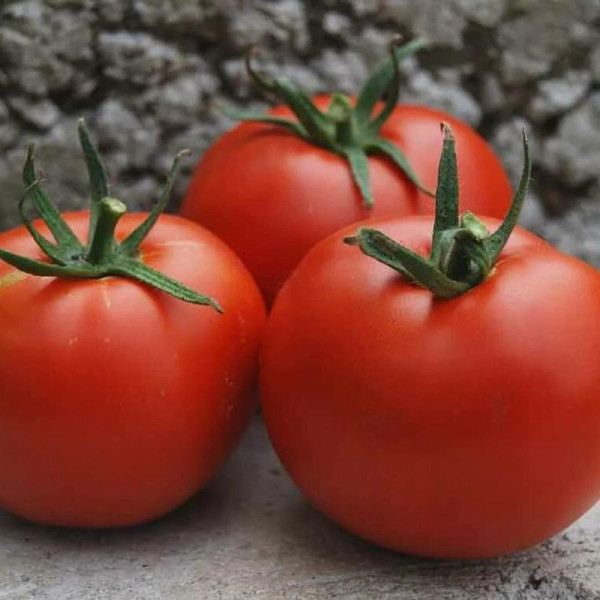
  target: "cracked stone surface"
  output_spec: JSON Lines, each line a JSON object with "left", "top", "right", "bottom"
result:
{"left": 3, "top": 418, "right": 600, "bottom": 600}
{"left": 2, "top": 2, "right": 600, "bottom": 598}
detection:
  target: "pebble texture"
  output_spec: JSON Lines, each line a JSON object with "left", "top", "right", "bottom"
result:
{"left": 3, "top": 418, "right": 600, "bottom": 600}
{"left": 0, "top": 0, "right": 599, "bottom": 258}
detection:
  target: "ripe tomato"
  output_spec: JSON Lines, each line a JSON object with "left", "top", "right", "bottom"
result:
{"left": 0, "top": 213, "right": 265, "bottom": 527}
{"left": 181, "top": 99, "right": 512, "bottom": 305}
{"left": 261, "top": 215, "right": 600, "bottom": 558}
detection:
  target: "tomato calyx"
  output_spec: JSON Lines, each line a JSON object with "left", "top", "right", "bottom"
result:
{"left": 222, "top": 37, "right": 433, "bottom": 209}
{"left": 344, "top": 123, "right": 532, "bottom": 299}
{"left": 0, "top": 120, "right": 223, "bottom": 312}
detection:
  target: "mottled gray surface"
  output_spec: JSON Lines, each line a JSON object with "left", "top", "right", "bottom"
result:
{"left": 2, "top": 418, "right": 600, "bottom": 600}
{"left": 0, "top": 0, "right": 599, "bottom": 259}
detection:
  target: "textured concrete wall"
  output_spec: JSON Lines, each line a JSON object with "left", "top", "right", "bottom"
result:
{"left": 0, "top": 0, "right": 599, "bottom": 256}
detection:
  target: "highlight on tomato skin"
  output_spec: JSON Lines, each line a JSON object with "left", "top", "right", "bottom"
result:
{"left": 180, "top": 40, "right": 513, "bottom": 306}
{"left": 0, "top": 123, "right": 267, "bottom": 528}
{"left": 259, "top": 126, "right": 600, "bottom": 559}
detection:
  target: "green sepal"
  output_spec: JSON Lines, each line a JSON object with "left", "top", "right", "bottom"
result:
{"left": 343, "top": 229, "right": 413, "bottom": 282}
{"left": 1, "top": 122, "right": 223, "bottom": 312}
{"left": 326, "top": 93, "right": 354, "bottom": 124}
{"left": 430, "top": 123, "right": 459, "bottom": 266}
{"left": 483, "top": 131, "right": 532, "bottom": 263}
{"left": 461, "top": 211, "right": 490, "bottom": 240}
{"left": 435, "top": 228, "right": 490, "bottom": 286}
{"left": 120, "top": 149, "right": 189, "bottom": 255}
{"left": 0, "top": 248, "right": 223, "bottom": 311}
{"left": 366, "top": 137, "right": 433, "bottom": 196}
{"left": 344, "top": 228, "right": 470, "bottom": 298}
{"left": 220, "top": 102, "right": 308, "bottom": 139}
{"left": 353, "top": 37, "right": 427, "bottom": 126}
{"left": 227, "top": 38, "right": 431, "bottom": 209}
{"left": 343, "top": 147, "right": 373, "bottom": 209}
{"left": 22, "top": 144, "right": 84, "bottom": 252}
{"left": 245, "top": 49, "right": 335, "bottom": 146}
{"left": 78, "top": 119, "right": 110, "bottom": 245}
{"left": 344, "top": 125, "right": 532, "bottom": 299}
{"left": 78, "top": 118, "right": 110, "bottom": 203}
{"left": 0, "top": 248, "right": 100, "bottom": 278}
{"left": 18, "top": 179, "right": 71, "bottom": 265}
{"left": 363, "top": 37, "right": 403, "bottom": 135}
{"left": 112, "top": 257, "right": 223, "bottom": 312}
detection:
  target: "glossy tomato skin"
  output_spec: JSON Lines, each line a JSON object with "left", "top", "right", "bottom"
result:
{"left": 261, "top": 216, "right": 600, "bottom": 559}
{"left": 181, "top": 98, "right": 513, "bottom": 305}
{"left": 0, "top": 213, "right": 266, "bottom": 528}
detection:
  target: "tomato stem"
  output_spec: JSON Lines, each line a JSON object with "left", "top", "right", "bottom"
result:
{"left": 223, "top": 37, "right": 433, "bottom": 209}
{"left": 344, "top": 124, "right": 532, "bottom": 299}
{"left": 86, "top": 197, "right": 126, "bottom": 264}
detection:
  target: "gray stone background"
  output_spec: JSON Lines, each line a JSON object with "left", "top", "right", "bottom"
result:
{"left": 0, "top": 0, "right": 599, "bottom": 261}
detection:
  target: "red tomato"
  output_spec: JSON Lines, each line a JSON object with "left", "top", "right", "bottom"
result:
{"left": 181, "top": 98, "right": 512, "bottom": 305}
{"left": 261, "top": 215, "right": 600, "bottom": 559}
{"left": 0, "top": 213, "right": 265, "bottom": 527}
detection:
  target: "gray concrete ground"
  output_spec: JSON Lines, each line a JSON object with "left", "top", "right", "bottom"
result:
{"left": 2, "top": 417, "right": 600, "bottom": 600}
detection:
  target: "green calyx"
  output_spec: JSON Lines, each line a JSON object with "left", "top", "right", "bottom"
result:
{"left": 344, "top": 123, "right": 532, "bottom": 299}
{"left": 0, "top": 120, "right": 222, "bottom": 312}
{"left": 223, "top": 37, "right": 433, "bottom": 209}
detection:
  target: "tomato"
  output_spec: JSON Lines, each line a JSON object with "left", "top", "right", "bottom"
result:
{"left": 260, "top": 215, "right": 600, "bottom": 558}
{"left": 181, "top": 99, "right": 512, "bottom": 305}
{"left": 0, "top": 212, "right": 266, "bottom": 527}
